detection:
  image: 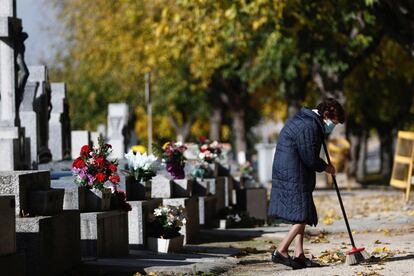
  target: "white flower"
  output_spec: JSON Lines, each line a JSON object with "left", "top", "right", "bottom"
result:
{"left": 124, "top": 150, "right": 158, "bottom": 171}
{"left": 199, "top": 152, "right": 206, "bottom": 159}
{"left": 154, "top": 208, "right": 163, "bottom": 217}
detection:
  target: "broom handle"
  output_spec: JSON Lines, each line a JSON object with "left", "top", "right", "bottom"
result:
{"left": 322, "top": 140, "right": 357, "bottom": 248}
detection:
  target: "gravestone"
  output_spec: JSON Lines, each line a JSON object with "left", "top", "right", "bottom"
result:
{"left": 20, "top": 81, "right": 39, "bottom": 168}
{"left": 80, "top": 211, "right": 129, "bottom": 257}
{"left": 0, "top": 0, "right": 29, "bottom": 170}
{"left": 28, "top": 65, "right": 52, "bottom": 163}
{"left": 236, "top": 188, "right": 267, "bottom": 220}
{"left": 217, "top": 176, "right": 234, "bottom": 207}
{"left": 107, "top": 103, "right": 128, "bottom": 159}
{"left": 71, "top": 130, "right": 91, "bottom": 160}
{"left": 49, "top": 83, "right": 71, "bottom": 160}
{"left": 128, "top": 199, "right": 161, "bottom": 249}
{"left": 162, "top": 197, "right": 199, "bottom": 244}
{"left": 151, "top": 175, "right": 173, "bottom": 198}
{"left": 198, "top": 195, "right": 217, "bottom": 227}
{"left": 255, "top": 143, "right": 276, "bottom": 184}
{"left": 0, "top": 195, "right": 25, "bottom": 276}
{"left": 0, "top": 170, "right": 81, "bottom": 275}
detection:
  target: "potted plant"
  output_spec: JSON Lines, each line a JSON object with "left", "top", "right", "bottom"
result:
{"left": 123, "top": 149, "right": 159, "bottom": 200}
{"left": 72, "top": 136, "right": 120, "bottom": 211}
{"left": 161, "top": 142, "right": 187, "bottom": 179}
{"left": 147, "top": 205, "right": 186, "bottom": 253}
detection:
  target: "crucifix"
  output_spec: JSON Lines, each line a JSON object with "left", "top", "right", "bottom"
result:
{"left": 0, "top": 0, "right": 29, "bottom": 170}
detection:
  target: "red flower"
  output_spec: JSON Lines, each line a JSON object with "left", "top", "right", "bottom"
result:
{"left": 95, "top": 156, "right": 105, "bottom": 167}
{"left": 72, "top": 157, "right": 85, "bottom": 169}
{"left": 80, "top": 145, "right": 90, "bottom": 156}
{"left": 108, "top": 163, "right": 117, "bottom": 173}
{"left": 109, "top": 175, "right": 120, "bottom": 184}
{"left": 96, "top": 172, "right": 106, "bottom": 183}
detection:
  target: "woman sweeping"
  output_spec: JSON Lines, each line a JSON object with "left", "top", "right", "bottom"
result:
{"left": 268, "top": 98, "right": 345, "bottom": 269}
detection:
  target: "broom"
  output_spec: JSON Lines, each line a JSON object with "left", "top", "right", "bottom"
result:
{"left": 322, "top": 140, "right": 370, "bottom": 265}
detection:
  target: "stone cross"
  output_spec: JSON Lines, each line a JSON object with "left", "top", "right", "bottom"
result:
{"left": 0, "top": 0, "right": 19, "bottom": 124}
{"left": 0, "top": 0, "right": 29, "bottom": 170}
{"left": 49, "top": 82, "right": 71, "bottom": 160}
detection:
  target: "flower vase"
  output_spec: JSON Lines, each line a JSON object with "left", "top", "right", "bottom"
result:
{"left": 166, "top": 160, "right": 185, "bottom": 179}
{"left": 125, "top": 176, "right": 151, "bottom": 200}
{"left": 84, "top": 187, "right": 111, "bottom": 212}
{"left": 147, "top": 235, "right": 184, "bottom": 253}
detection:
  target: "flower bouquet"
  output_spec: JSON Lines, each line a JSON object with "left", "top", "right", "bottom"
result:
{"left": 199, "top": 140, "right": 222, "bottom": 163}
{"left": 147, "top": 205, "right": 186, "bottom": 253}
{"left": 72, "top": 137, "right": 120, "bottom": 190}
{"left": 123, "top": 149, "right": 159, "bottom": 200}
{"left": 124, "top": 150, "right": 158, "bottom": 182}
{"left": 239, "top": 161, "right": 256, "bottom": 188}
{"left": 72, "top": 136, "right": 122, "bottom": 211}
{"left": 162, "top": 142, "right": 187, "bottom": 179}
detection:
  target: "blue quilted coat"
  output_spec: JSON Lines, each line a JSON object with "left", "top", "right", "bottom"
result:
{"left": 268, "top": 108, "right": 327, "bottom": 226}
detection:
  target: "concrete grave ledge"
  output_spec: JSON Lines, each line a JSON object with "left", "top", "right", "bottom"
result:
{"left": 0, "top": 195, "right": 16, "bottom": 256}
{"left": 0, "top": 170, "right": 51, "bottom": 215}
{"left": 81, "top": 210, "right": 129, "bottom": 258}
{"left": 0, "top": 253, "right": 25, "bottom": 276}
{"left": 16, "top": 210, "right": 81, "bottom": 276}
{"left": 128, "top": 199, "right": 162, "bottom": 249}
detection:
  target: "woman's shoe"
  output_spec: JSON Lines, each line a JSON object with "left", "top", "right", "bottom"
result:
{"left": 271, "top": 251, "right": 306, "bottom": 270}
{"left": 293, "top": 254, "right": 322, "bottom": 267}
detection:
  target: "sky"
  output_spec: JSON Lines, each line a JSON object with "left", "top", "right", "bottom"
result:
{"left": 16, "top": 0, "right": 62, "bottom": 66}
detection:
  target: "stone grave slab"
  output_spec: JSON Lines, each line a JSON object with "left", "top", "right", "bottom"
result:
{"left": 236, "top": 188, "right": 267, "bottom": 220}
{"left": 151, "top": 175, "right": 173, "bottom": 198}
{"left": 0, "top": 171, "right": 50, "bottom": 216}
{"left": 16, "top": 210, "right": 80, "bottom": 276}
{"left": 172, "top": 178, "right": 194, "bottom": 197}
{"left": 81, "top": 210, "right": 128, "bottom": 258}
{"left": 128, "top": 199, "right": 161, "bottom": 249}
{"left": 162, "top": 197, "right": 199, "bottom": 244}
{"left": 193, "top": 178, "right": 215, "bottom": 196}
{"left": 217, "top": 176, "right": 234, "bottom": 207}
{"left": 71, "top": 130, "right": 90, "bottom": 160}
{"left": 0, "top": 195, "right": 16, "bottom": 256}
{"left": 198, "top": 195, "right": 217, "bottom": 227}
{"left": 51, "top": 180, "right": 86, "bottom": 211}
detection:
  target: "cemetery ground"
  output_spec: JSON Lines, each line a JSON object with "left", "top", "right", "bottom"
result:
{"left": 76, "top": 187, "right": 414, "bottom": 276}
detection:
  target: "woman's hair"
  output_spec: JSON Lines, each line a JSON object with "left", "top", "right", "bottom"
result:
{"left": 316, "top": 98, "right": 345, "bottom": 123}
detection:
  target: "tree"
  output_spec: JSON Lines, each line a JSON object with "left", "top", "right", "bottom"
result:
{"left": 50, "top": 0, "right": 285, "bottom": 162}
{"left": 345, "top": 37, "right": 414, "bottom": 181}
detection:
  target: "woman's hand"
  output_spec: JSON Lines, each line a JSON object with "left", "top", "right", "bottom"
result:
{"left": 325, "top": 164, "right": 336, "bottom": 175}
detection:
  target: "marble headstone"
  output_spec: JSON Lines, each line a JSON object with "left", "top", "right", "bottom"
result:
{"left": 49, "top": 83, "right": 71, "bottom": 160}
{"left": 107, "top": 103, "right": 128, "bottom": 159}
{"left": 28, "top": 65, "right": 52, "bottom": 163}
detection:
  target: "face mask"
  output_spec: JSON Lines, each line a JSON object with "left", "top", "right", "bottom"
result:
{"left": 324, "top": 119, "right": 336, "bottom": 134}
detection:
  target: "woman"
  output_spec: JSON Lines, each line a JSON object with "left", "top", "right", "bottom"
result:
{"left": 268, "top": 98, "right": 345, "bottom": 269}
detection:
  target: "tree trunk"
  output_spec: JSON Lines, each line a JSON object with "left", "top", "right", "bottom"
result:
{"left": 356, "top": 130, "right": 368, "bottom": 181}
{"left": 348, "top": 134, "right": 362, "bottom": 177}
{"left": 378, "top": 129, "right": 393, "bottom": 181}
{"left": 169, "top": 117, "right": 192, "bottom": 143}
{"left": 231, "top": 109, "right": 246, "bottom": 164}
{"left": 209, "top": 108, "right": 221, "bottom": 141}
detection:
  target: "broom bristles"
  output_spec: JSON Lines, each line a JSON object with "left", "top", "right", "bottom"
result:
{"left": 345, "top": 249, "right": 370, "bottom": 265}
